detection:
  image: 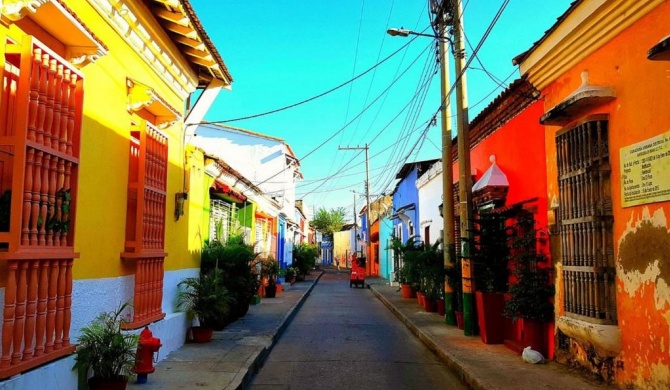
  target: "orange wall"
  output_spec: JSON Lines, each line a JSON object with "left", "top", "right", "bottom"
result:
{"left": 541, "top": 3, "right": 670, "bottom": 387}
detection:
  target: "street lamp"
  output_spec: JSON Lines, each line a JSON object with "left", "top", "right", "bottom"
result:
{"left": 386, "top": 28, "right": 453, "bottom": 43}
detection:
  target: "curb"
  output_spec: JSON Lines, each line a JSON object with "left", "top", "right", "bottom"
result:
{"left": 370, "top": 284, "right": 489, "bottom": 390}
{"left": 232, "top": 271, "right": 324, "bottom": 390}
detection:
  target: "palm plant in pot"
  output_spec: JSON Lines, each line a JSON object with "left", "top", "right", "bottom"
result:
{"left": 73, "top": 302, "right": 139, "bottom": 390}
{"left": 391, "top": 236, "right": 423, "bottom": 298}
{"left": 201, "top": 237, "right": 259, "bottom": 321}
{"left": 178, "top": 268, "right": 231, "bottom": 342}
{"left": 263, "top": 256, "right": 280, "bottom": 298}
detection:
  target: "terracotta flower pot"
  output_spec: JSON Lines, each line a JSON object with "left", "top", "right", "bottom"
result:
{"left": 401, "top": 284, "right": 415, "bottom": 299}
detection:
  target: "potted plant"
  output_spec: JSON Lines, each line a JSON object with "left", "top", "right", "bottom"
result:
{"left": 390, "top": 238, "right": 412, "bottom": 298}
{"left": 391, "top": 237, "right": 423, "bottom": 299}
{"left": 420, "top": 241, "right": 444, "bottom": 313}
{"left": 285, "top": 266, "right": 296, "bottom": 284}
{"left": 469, "top": 211, "right": 512, "bottom": 344}
{"left": 263, "top": 257, "right": 279, "bottom": 298}
{"left": 73, "top": 302, "right": 139, "bottom": 390}
{"left": 178, "top": 268, "right": 231, "bottom": 342}
{"left": 201, "top": 237, "right": 259, "bottom": 321}
{"left": 504, "top": 214, "right": 555, "bottom": 357}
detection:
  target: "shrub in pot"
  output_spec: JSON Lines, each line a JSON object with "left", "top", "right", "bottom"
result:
{"left": 201, "top": 237, "right": 259, "bottom": 321}
{"left": 285, "top": 266, "right": 297, "bottom": 284}
{"left": 390, "top": 236, "right": 423, "bottom": 293}
{"left": 504, "top": 215, "right": 555, "bottom": 356}
{"left": 468, "top": 211, "right": 513, "bottom": 344}
{"left": 420, "top": 241, "right": 444, "bottom": 313}
{"left": 263, "top": 256, "right": 279, "bottom": 298}
{"left": 178, "top": 268, "right": 231, "bottom": 340}
{"left": 73, "top": 302, "right": 139, "bottom": 390}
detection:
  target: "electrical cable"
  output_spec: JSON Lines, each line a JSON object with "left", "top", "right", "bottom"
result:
{"left": 202, "top": 40, "right": 434, "bottom": 193}
{"left": 202, "top": 30, "right": 428, "bottom": 125}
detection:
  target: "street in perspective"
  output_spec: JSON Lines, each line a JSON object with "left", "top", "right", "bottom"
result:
{"left": 247, "top": 270, "right": 468, "bottom": 390}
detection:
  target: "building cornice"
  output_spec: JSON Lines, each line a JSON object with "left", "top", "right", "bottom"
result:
{"left": 87, "top": 0, "right": 198, "bottom": 98}
{"left": 519, "top": 0, "right": 663, "bottom": 90}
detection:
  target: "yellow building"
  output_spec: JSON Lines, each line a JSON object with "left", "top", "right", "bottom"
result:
{"left": 0, "top": 0, "right": 230, "bottom": 386}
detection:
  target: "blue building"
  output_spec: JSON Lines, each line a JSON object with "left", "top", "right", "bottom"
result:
{"left": 390, "top": 159, "right": 439, "bottom": 244}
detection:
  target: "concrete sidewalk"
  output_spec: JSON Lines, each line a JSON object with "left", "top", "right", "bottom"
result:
{"left": 128, "top": 271, "right": 323, "bottom": 390}
{"left": 367, "top": 278, "right": 612, "bottom": 390}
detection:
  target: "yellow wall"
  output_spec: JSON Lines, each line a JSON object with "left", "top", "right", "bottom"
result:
{"left": 0, "top": 3, "right": 201, "bottom": 278}
{"left": 333, "top": 230, "right": 352, "bottom": 266}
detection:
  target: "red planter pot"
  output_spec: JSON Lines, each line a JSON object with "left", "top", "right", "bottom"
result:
{"left": 437, "top": 299, "right": 446, "bottom": 316}
{"left": 476, "top": 291, "right": 505, "bottom": 344}
{"left": 523, "top": 318, "right": 546, "bottom": 357}
{"left": 400, "top": 284, "right": 415, "bottom": 299}
{"left": 455, "top": 311, "right": 464, "bottom": 330}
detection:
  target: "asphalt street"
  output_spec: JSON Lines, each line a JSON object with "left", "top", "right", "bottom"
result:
{"left": 247, "top": 269, "right": 468, "bottom": 390}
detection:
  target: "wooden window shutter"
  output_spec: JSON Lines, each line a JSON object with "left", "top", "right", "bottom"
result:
{"left": 0, "top": 35, "right": 83, "bottom": 379}
{"left": 121, "top": 120, "right": 167, "bottom": 328}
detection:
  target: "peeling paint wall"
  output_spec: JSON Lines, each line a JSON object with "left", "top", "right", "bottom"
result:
{"left": 617, "top": 207, "right": 670, "bottom": 389}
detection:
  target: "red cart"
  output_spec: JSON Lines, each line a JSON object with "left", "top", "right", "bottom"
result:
{"left": 349, "top": 255, "right": 365, "bottom": 288}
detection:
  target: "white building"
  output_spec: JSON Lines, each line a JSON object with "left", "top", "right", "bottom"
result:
{"left": 416, "top": 160, "right": 443, "bottom": 246}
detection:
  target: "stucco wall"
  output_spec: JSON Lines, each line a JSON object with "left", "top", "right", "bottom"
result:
{"left": 392, "top": 167, "right": 420, "bottom": 242}
{"left": 539, "top": 3, "right": 670, "bottom": 387}
{"left": 191, "top": 130, "right": 297, "bottom": 218}
{"left": 417, "top": 161, "right": 443, "bottom": 247}
{"left": 379, "top": 217, "right": 394, "bottom": 280}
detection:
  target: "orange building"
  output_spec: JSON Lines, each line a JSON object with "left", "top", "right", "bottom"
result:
{"left": 516, "top": 1, "right": 670, "bottom": 387}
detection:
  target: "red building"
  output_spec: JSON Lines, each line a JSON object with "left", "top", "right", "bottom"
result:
{"left": 449, "top": 79, "right": 553, "bottom": 357}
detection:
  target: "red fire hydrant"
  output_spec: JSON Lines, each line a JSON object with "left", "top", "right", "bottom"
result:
{"left": 133, "top": 326, "right": 162, "bottom": 384}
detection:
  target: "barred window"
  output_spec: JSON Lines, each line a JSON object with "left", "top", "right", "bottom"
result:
{"left": 209, "top": 199, "right": 232, "bottom": 243}
{"left": 556, "top": 115, "right": 617, "bottom": 324}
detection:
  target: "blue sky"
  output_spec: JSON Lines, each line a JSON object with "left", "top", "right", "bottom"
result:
{"left": 190, "top": 0, "right": 572, "bottom": 220}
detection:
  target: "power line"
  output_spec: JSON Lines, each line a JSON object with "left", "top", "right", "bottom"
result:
{"left": 203, "top": 32, "right": 424, "bottom": 124}
{"left": 197, "top": 41, "right": 434, "bottom": 194}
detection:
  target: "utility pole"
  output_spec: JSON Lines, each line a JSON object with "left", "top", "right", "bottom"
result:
{"left": 433, "top": 1, "right": 456, "bottom": 326}
{"left": 351, "top": 190, "right": 358, "bottom": 253}
{"left": 452, "top": 0, "right": 476, "bottom": 336}
{"left": 339, "top": 144, "right": 372, "bottom": 276}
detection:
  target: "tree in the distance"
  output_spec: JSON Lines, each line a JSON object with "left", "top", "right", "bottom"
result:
{"left": 310, "top": 207, "right": 347, "bottom": 236}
